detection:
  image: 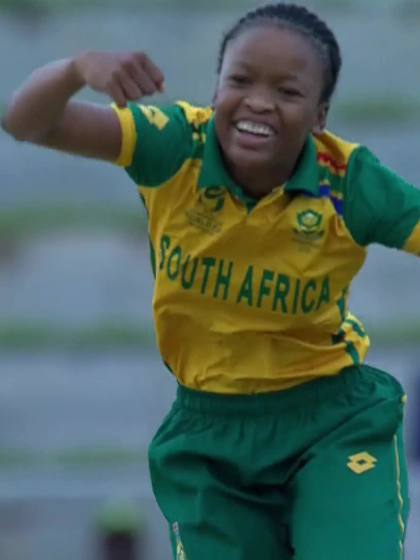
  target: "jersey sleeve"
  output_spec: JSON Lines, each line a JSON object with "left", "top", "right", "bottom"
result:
{"left": 112, "top": 103, "right": 193, "bottom": 187}
{"left": 343, "top": 146, "right": 420, "bottom": 255}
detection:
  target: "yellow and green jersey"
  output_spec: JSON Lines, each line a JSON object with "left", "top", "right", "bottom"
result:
{"left": 113, "top": 101, "right": 420, "bottom": 394}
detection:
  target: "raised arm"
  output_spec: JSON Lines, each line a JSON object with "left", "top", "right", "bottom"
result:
{"left": 1, "top": 51, "right": 165, "bottom": 162}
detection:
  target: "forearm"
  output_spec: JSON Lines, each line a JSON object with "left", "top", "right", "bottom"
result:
{"left": 1, "top": 57, "right": 84, "bottom": 142}
{"left": 1, "top": 50, "right": 165, "bottom": 161}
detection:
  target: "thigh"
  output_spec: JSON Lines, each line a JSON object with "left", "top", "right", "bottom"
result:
{"left": 148, "top": 406, "right": 293, "bottom": 560}
{"left": 291, "top": 409, "right": 409, "bottom": 560}
{"left": 164, "top": 503, "right": 292, "bottom": 560}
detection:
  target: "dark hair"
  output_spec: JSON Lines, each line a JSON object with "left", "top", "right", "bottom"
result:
{"left": 217, "top": 3, "right": 342, "bottom": 104}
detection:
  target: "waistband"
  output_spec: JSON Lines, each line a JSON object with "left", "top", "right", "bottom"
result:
{"left": 175, "top": 366, "right": 380, "bottom": 416}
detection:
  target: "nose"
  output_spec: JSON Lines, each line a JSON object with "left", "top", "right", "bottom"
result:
{"left": 244, "top": 86, "right": 275, "bottom": 113}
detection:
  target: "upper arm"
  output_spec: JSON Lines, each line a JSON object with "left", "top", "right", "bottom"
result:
{"left": 112, "top": 102, "right": 196, "bottom": 186}
{"left": 344, "top": 147, "right": 420, "bottom": 256}
{"left": 40, "top": 100, "right": 122, "bottom": 162}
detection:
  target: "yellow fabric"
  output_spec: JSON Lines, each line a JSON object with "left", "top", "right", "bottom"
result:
{"left": 112, "top": 104, "right": 136, "bottom": 167}
{"left": 113, "top": 101, "right": 373, "bottom": 394}
{"left": 314, "top": 131, "right": 359, "bottom": 177}
{"left": 403, "top": 221, "right": 420, "bottom": 255}
{"left": 176, "top": 101, "right": 213, "bottom": 126}
{"left": 133, "top": 108, "right": 369, "bottom": 393}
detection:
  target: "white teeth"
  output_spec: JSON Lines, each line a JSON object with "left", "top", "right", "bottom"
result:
{"left": 236, "top": 120, "right": 274, "bottom": 137}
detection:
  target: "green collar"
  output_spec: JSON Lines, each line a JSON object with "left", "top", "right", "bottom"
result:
{"left": 285, "top": 133, "right": 320, "bottom": 196}
{"left": 198, "top": 116, "right": 321, "bottom": 203}
{"left": 198, "top": 117, "right": 249, "bottom": 203}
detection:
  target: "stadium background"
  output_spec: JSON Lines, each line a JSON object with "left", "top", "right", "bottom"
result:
{"left": 0, "top": 0, "right": 419, "bottom": 558}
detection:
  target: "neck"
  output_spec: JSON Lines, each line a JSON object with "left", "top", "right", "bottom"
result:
{"left": 229, "top": 161, "right": 296, "bottom": 199}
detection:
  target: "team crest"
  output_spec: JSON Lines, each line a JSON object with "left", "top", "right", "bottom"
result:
{"left": 186, "top": 187, "right": 225, "bottom": 234}
{"left": 293, "top": 209, "right": 324, "bottom": 244}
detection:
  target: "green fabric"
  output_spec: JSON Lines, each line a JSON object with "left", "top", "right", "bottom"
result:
{"left": 284, "top": 134, "right": 320, "bottom": 195}
{"left": 149, "top": 365, "right": 409, "bottom": 560}
{"left": 319, "top": 162, "right": 346, "bottom": 196}
{"left": 344, "top": 146, "right": 420, "bottom": 248}
{"left": 198, "top": 117, "right": 320, "bottom": 210}
{"left": 126, "top": 104, "right": 194, "bottom": 187}
{"left": 198, "top": 118, "right": 244, "bottom": 193}
{"left": 198, "top": 117, "right": 258, "bottom": 211}
{"left": 125, "top": 101, "right": 420, "bottom": 249}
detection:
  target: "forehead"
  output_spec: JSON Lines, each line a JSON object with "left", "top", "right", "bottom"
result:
{"left": 221, "top": 23, "right": 324, "bottom": 80}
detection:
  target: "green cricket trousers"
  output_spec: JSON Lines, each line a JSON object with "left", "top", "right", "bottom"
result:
{"left": 148, "top": 364, "right": 410, "bottom": 560}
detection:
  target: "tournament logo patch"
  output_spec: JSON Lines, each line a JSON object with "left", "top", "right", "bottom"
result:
{"left": 293, "top": 209, "right": 324, "bottom": 245}
{"left": 186, "top": 187, "right": 225, "bottom": 234}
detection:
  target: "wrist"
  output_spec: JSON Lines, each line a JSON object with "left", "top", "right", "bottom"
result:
{"left": 69, "top": 53, "right": 90, "bottom": 90}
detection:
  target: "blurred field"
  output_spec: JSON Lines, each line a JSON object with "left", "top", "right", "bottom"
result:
{"left": 1, "top": 1, "right": 420, "bottom": 559}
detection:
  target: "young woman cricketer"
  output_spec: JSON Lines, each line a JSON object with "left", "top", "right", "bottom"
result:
{"left": 3, "top": 3, "right": 420, "bottom": 559}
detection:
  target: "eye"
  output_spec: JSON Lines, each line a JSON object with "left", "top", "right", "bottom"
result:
{"left": 228, "top": 74, "right": 251, "bottom": 86}
{"left": 278, "top": 87, "right": 302, "bottom": 97}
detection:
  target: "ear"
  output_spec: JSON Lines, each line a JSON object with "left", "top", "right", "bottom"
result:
{"left": 312, "top": 102, "right": 329, "bottom": 135}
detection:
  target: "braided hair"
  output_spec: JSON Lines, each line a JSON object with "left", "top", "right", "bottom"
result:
{"left": 217, "top": 3, "right": 342, "bottom": 104}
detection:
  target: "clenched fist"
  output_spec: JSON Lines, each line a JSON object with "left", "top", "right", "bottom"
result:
{"left": 73, "top": 50, "right": 165, "bottom": 107}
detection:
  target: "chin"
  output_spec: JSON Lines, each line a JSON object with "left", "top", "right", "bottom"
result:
{"left": 229, "top": 147, "right": 273, "bottom": 171}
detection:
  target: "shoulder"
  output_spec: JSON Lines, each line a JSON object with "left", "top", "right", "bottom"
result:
{"left": 315, "top": 131, "right": 420, "bottom": 249}
{"left": 175, "top": 101, "right": 213, "bottom": 128}
{"left": 139, "top": 100, "right": 212, "bottom": 127}
{"left": 116, "top": 100, "right": 212, "bottom": 186}
{"left": 313, "top": 130, "right": 361, "bottom": 177}
{"left": 310, "top": 130, "right": 370, "bottom": 244}
{"left": 114, "top": 99, "right": 212, "bottom": 145}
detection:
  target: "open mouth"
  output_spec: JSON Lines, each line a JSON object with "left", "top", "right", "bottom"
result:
{"left": 235, "top": 120, "right": 276, "bottom": 138}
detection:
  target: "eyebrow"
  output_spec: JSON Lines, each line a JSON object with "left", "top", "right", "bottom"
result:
{"left": 229, "top": 61, "right": 305, "bottom": 84}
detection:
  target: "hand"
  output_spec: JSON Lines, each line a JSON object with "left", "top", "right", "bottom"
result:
{"left": 73, "top": 50, "right": 165, "bottom": 107}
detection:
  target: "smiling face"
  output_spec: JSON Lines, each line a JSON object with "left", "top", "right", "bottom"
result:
{"left": 214, "top": 23, "right": 329, "bottom": 196}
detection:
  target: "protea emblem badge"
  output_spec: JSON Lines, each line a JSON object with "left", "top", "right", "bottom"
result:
{"left": 294, "top": 209, "right": 324, "bottom": 241}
